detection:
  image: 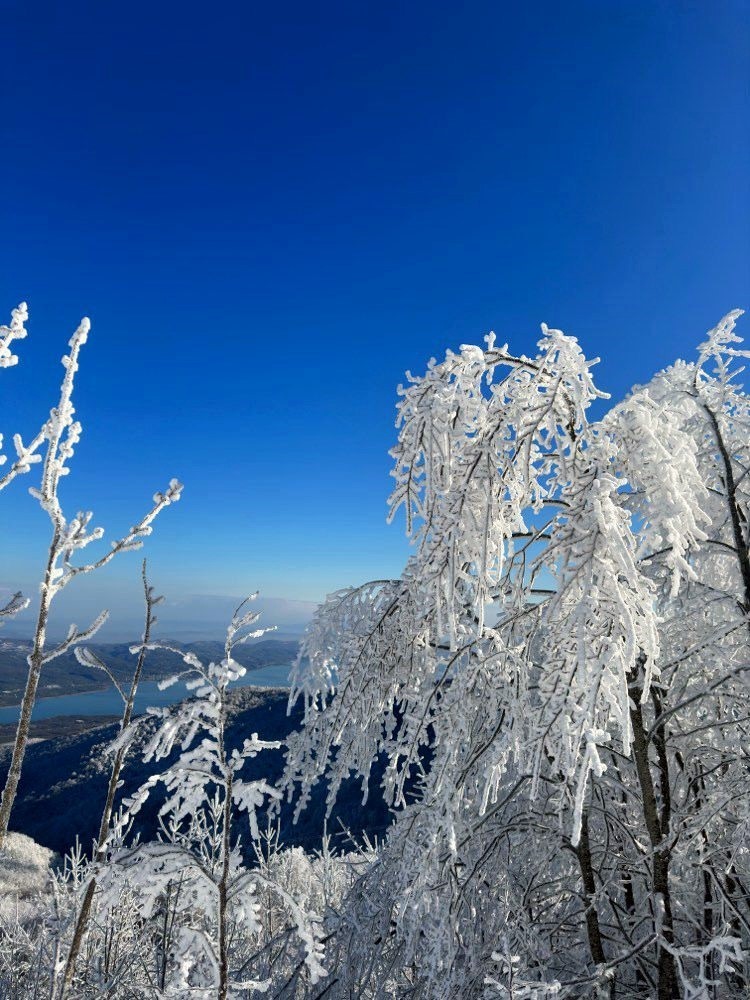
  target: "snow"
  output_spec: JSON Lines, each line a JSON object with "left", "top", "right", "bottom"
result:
{"left": 0, "top": 833, "right": 54, "bottom": 921}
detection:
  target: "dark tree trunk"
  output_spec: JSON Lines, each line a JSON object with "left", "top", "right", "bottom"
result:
{"left": 629, "top": 667, "right": 678, "bottom": 1000}
{"left": 574, "top": 805, "right": 616, "bottom": 998}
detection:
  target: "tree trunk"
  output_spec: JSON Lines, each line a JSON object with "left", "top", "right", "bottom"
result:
{"left": 629, "top": 671, "right": 678, "bottom": 1000}
{"left": 217, "top": 678, "right": 232, "bottom": 1000}
{"left": 218, "top": 771, "right": 232, "bottom": 1000}
{"left": 0, "top": 534, "right": 58, "bottom": 846}
{"left": 59, "top": 563, "right": 155, "bottom": 998}
{"left": 701, "top": 404, "right": 750, "bottom": 614}
{"left": 574, "top": 806, "right": 615, "bottom": 997}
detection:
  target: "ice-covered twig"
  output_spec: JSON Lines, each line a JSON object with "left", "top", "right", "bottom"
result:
{"left": 57, "top": 479, "right": 183, "bottom": 591}
{"left": 0, "top": 592, "right": 29, "bottom": 621}
{"left": 0, "top": 302, "right": 28, "bottom": 370}
{"left": 73, "top": 646, "right": 127, "bottom": 704}
{"left": 0, "top": 307, "right": 183, "bottom": 847}
{"left": 42, "top": 612, "right": 110, "bottom": 666}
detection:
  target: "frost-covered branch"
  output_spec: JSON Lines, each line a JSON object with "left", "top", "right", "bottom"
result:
{"left": 0, "top": 305, "right": 182, "bottom": 847}
{"left": 0, "top": 591, "right": 29, "bottom": 621}
{"left": 105, "top": 595, "right": 326, "bottom": 999}
{"left": 284, "top": 310, "right": 750, "bottom": 999}
{"left": 0, "top": 301, "right": 28, "bottom": 370}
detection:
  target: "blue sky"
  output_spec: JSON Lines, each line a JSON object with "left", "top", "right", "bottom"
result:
{"left": 0, "top": 1, "right": 748, "bottom": 636}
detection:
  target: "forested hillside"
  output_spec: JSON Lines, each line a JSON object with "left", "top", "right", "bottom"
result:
{"left": 0, "top": 687, "right": 391, "bottom": 857}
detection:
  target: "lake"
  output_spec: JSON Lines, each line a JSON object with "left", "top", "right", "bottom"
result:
{"left": 0, "top": 663, "right": 293, "bottom": 725}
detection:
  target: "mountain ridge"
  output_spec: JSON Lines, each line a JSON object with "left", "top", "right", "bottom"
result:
{"left": 0, "top": 637, "right": 299, "bottom": 707}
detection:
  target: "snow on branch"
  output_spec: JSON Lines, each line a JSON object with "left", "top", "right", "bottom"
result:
{"left": 0, "top": 303, "right": 183, "bottom": 847}
{"left": 0, "top": 302, "right": 28, "bottom": 370}
{"left": 0, "top": 591, "right": 29, "bottom": 622}
{"left": 106, "top": 596, "right": 325, "bottom": 996}
{"left": 283, "top": 310, "right": 750, "bottom": 998}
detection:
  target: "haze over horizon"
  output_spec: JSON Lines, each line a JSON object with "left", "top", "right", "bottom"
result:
{"left": 0, "top": 586, "right": 316, "bottom": 642}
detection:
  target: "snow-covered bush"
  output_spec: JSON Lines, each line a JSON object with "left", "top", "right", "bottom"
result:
{"left": 0, "top": 832, "right": 53, "bottom": 918}
{"left": 93, "top": 597, "right": 327, "bottom": 999}
{"left": 285, "top": 311, "right": 750, "bottom": 999}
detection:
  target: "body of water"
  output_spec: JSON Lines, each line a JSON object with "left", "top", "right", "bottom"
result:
{"left": 0, "top": 663, "right": 293, "bottom": 725}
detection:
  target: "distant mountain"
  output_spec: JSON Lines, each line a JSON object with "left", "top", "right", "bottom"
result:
{"left": 0, "top": 687, "right": 393, "bottom": 858}
{"left": 0, "top": 638, "right": 299, "bottom": 707}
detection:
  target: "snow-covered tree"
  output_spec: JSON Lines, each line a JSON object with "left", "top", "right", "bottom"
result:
{"left": 284, "top": 311, "right": 750, "bottom": 998}
{"left": 0, "top": 303, "right": 183, "bottom": 846}
{"left": 100, "top": 596, "right": 327, "bottom": 999}
{"left": 58, "top": 560, "right": 163, "bottom": 997}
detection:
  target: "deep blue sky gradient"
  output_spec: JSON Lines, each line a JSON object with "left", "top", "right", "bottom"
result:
{"left": 1, "top": 1, "right": 748, "bottom": 633}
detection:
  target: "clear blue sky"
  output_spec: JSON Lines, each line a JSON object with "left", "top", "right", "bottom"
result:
{"left": 0, "top": 1, "right": 748, "bottom": 634}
